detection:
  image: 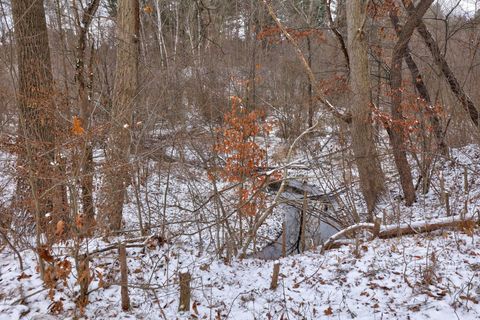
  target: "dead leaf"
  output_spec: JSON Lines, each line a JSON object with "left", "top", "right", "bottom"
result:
{"left": 72, "top": 116, "right": 85, "bottom": 136}
{"left": 49, "top": 300, "right": 63, "bottom": 314}
{"left": 17, "top": 272, "right": 32, "bottom": 280}
{"left": 144, "top": 5, "right": 153, "bottom": 14}
{"left": 55, "top": 220, "right": 65, "bottom": 237}
{"left": 460, "top": 295, "right": 479, "bottom": 304}
{"left": 324, "top": 306, "right": 333, "bottom": 316}
{"left": 192, "top": 300, "right": 200, "bottom": 315}
{"left": 76, "top": 214, "right": 84, "bottom": 228}
{"left": 38, "top": 247, "right": 54, "bottom": 263}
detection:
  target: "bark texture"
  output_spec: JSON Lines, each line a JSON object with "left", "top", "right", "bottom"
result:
{"left": 346, "top": 0, "right": 385, "bottom": 219}
{"left": 12, "top": 0, "right": 65, "bottom": 240}
{"left": 103, "top": 0, "right": 140, "bottom": 231}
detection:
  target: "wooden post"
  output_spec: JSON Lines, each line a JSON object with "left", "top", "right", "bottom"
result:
{"left": 300, "top": 188, "right": 308, "bottom": 252}
{"left": 445, "top": 192, "right": 451, "bottom": 217}
{"left": 270, "top": 261, "right": 280, "bottom": 290}
{"left": 440, "top": 172, "right": 445, "bottom": 205}
{"left": 119, "top": 243, "right": 130, "bottom": 311}
{"left": 178, "top": 269, "right": 191, "bottom": 312}
{"left": 354, "top": 233, "right": 360, "bottom": 258}
{"left": 281, "top": 221, "right": 286, "bottom": 258}
{"left": 373, "top": 215, "right": 381, "bottom": 237}
{"left": 463, "top": 167, "right": 468, "bottom": 219}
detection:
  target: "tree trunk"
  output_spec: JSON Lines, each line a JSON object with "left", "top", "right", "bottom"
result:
{"left": 74, "top": 0, "right": 100, "bottom": 235}
{"left": 346, "top": 0, "right": 385, "bottom": 219}
{"left": 386, "top": 0, "right": 433, "bottom": 206}
{"left": 403, "top": 48, "right": 446, "bottom": 154}
{"left": 103, "top": 0, "right": 140, "bottom": 231}
{"left": 306, "top": 36, "right": 314, "bottom": 128}
{"left": 389, "top": 3, "right": 446, "bottom": 195}
{"left": 11, "top": 0, "right": 64, "bottom": 242}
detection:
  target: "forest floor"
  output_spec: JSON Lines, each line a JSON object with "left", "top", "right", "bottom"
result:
{"left": 1, "top": 140, "right": 480, "bottom": 319}
{"left": 1, "top": 225, "right": 479, "bottom": 319}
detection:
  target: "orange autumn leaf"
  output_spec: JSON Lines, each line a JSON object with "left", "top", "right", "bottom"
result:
{"left": 144, "top": 5, "right": 153, "bottom": 14}
{"left": 72, "top": 116, "right": 85, "bottom": 136}
{"left": 214, "top": 96, "right": 278, "bottom": 217}
{"left": 76, "top": 214, "right": 84, "bottom": 228}
{"left": 55, "top": 220, "right": 65, "bottom": 237}
{"left": 38, "top": 247, "right": 54, "bottom": 263}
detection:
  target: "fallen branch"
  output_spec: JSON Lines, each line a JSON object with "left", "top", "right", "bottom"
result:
{"left": 11, "top": 287, "right": 48, "bottom": 305}
{"left": 378, "top": 214, "right": 475, "bottom": 239}
{"left": 322, "top": 214, "right": 475, "bottom": 251}
{"left": 322, "top": 223, "right": 374, "bottom": 251}
{"left": 81, "top": 235, "right": 163, "bottom": 258}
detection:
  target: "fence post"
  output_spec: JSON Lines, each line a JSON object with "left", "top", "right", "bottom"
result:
{"left": 445, "top": 192, "right": 451, "bottom": 217}
{"left": 270, "top": 261, "right": 281, "bottom": 290}
{"left": 463, "top": 167, "right": 468, "bottom": 219}
{"left": 178, "top": 269, "right": 191, "bottom": 312}
{"left": 440, "top": 172, "right": 446, "bottom": 205}
{"left": 119, "top": 243, "right": 130, "bottom": 311}
{"left": 373, "top": 215, "right": 381, "bottom": 237}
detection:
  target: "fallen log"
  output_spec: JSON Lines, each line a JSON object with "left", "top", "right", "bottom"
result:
{"left": 378, "top": 214, "right": 475, "bottom": 239}
{"left": 322, "top": 214, "right": 476, "bottom": 251}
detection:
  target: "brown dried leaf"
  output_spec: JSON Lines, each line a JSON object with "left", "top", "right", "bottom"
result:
{"left": 38, "top": 247, "right": 54, "bottom": 263}
{"left": 49, "top": 300, "right": 63, "bottom": 314}
{"left": 17, "top": 272, "right": 32, "bottom": 280}
{"left": 55, "top": 220, "right": 65, "bottom": 237}
{"left": 324, "top": 306, "right": 333, "bottom": 316}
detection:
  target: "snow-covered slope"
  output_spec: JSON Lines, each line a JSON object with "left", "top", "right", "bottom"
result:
{"left": 1, "top": 144, "right": 480, "bottom": 319}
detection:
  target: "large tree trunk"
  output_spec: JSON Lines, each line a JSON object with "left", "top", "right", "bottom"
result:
{"left": 346, "top": 0, "right": 385, "bottom": 220}
{"left": 11, "top": 0, "right": 65, "bottom": 242}
{"left": 102, "top": 0, "right": 140, "bottom": 231}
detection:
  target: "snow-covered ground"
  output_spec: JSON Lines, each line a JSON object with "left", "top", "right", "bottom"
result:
{"left": 1, "top": 140, "right": 480, "bottom": 319}
{"left": 1, "top": 227, "right": 479, "bottom": 319}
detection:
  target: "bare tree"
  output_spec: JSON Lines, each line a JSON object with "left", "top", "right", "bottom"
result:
{"left": 389, "top": 5, "right": 446, "bottom": 155}
{"left": 389, "top": 1, "right": 445, "bottom": 195}
{"left": 404, "top": 0, "right": 479, "bottom": 128}
{"left": 346, "top": 0, "right": 386, "bottom": 219}
{"left": 102, "top": 0, "right": 140, "bottom": 231}
{"left": 386, "top": 0, "right": 433, "bottom": 206}
{"left": 73, "top": 0, "right": 100, "bottom": 234}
